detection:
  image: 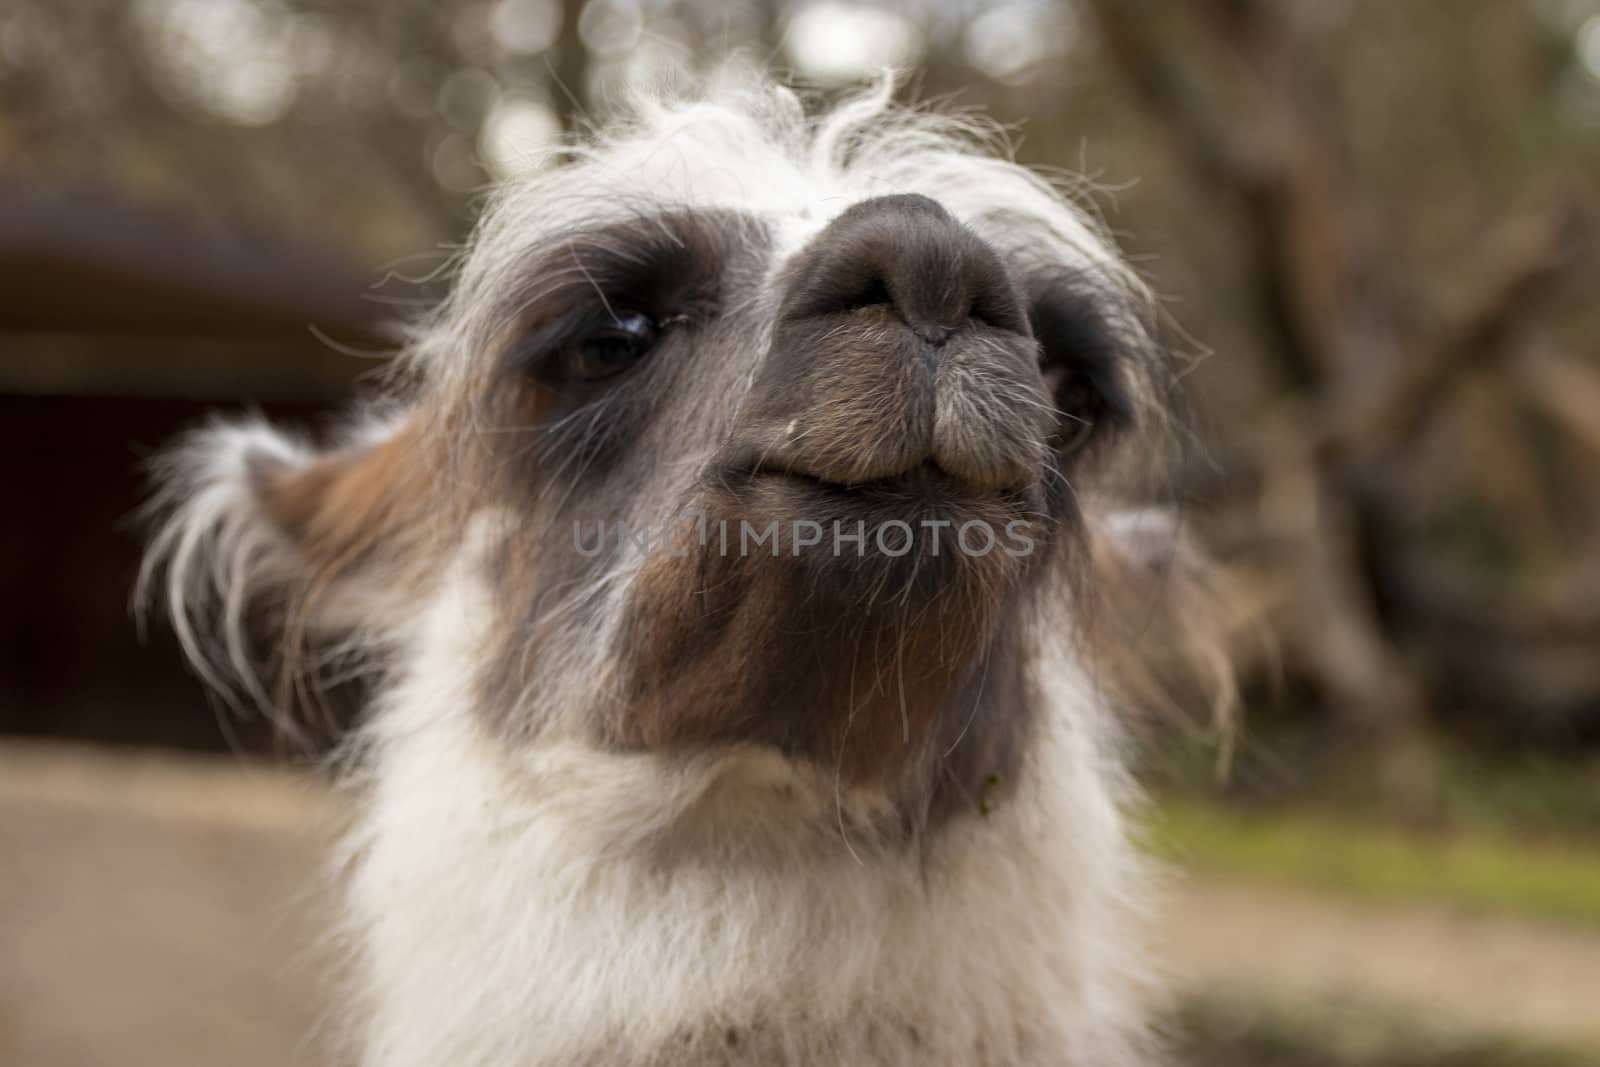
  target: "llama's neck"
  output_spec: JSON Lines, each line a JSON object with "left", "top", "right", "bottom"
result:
{"left": 338, "top": 577, "right": 1155, "bottom": 1067}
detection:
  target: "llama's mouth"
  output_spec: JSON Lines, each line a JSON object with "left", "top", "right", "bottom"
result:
{"left": 747, "top": 458, "right": 982, "bottom": 499}
{"left": 731, "top": 457, "right": 1043, "bottom": 521}
{"left": 710, "top": 457, "right": 1046, "bottom": 560}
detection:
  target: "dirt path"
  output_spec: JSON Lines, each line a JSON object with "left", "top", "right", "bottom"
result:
{"left": 1159, "top": 874, "right": 1600, "bottom": 1049}
{"left": 0, "top": 743, "right": 337, "bottom": 1067}
{"left": 3, "top": 741, "right": 1598, "bottom": 1066}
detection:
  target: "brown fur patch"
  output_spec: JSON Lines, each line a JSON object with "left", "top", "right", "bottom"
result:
{"left": 607, "top": 484, "right": 1046, "bottom": 826}
{"left": 256, "top": 420, "right": 432, "bottom": 581}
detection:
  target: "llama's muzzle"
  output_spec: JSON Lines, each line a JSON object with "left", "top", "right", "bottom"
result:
{"left": 728, "top": 193, "right": 1055, "bottom": 499}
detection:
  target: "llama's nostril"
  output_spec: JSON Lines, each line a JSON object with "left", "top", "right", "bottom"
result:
{"left": 843, "top": 276, "right": 892, "bottom": 314}
{"left": 910, "top": 321, "right": 956, "bottom": 347}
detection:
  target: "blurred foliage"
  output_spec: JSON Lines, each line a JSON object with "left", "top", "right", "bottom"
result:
{"left": 1148, "top": 797, "right": 1600, "bottom": 926}
{"left": 1154, "top": 727, "right": 1600, "bottom": 839}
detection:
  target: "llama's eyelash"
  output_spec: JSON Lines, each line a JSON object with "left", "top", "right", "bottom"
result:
{"left": 503, "top": 311, "right": 609, "bottom": 381}
{"left": 506, "top": 214, "right": 732, "bottom": 326}
{"left": 505, "top": 306, "right": 701, "bottom": 391}
{"left": 498, "top": 226, "right": 728, "bottom": 390}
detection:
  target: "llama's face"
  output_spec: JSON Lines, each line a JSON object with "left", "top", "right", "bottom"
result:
{"left": 157, "top": 83, "right": 1165, "bottom": 828}
{"left": 459, "top": 195, "right": 1145, "bottom": 817}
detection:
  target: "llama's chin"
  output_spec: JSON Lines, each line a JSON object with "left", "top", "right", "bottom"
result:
{"left": 605, "top": 490, "right": 1046, "bottom": 806}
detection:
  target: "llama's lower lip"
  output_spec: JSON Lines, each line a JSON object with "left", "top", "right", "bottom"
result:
{"left": 752, "top": 460, "right": 962, "bottom": 496}
{"left": 706, "top": 462, "right": 1045, "bottom": 570}
{"left": 727, "top": 462, "right": 1042, "bottom": 533}
{"left": 741, "top": 459, "right": 1027, "bottom": 502}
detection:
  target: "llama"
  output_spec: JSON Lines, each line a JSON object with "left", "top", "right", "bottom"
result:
{"left": 142, "top": 75, "right": 1190, "bottom": 1067}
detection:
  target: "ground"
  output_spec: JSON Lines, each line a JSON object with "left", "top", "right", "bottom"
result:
{"left": 2, "top": 741, "right": 1597, "bottom": 1067}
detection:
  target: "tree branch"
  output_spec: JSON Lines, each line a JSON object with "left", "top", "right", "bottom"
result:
{"left": 1082, "top": 0, "right": 1267, "bottom": 191}
{"left": 1329, "top": 196, "right": 1589, "bottom": 461}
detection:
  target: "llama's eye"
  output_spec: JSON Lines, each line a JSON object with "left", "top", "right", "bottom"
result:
{"left": 565, "top": 311, "right": 659, "bottom": 382}
{"left": 1047, "top": 367, "right": 1098, "bottom": 456}
{"left": 1028, "top": 275, "right": 1134, "bottom": 459}
{"left": 1059, "top": 411, "right": 1096, "bottom": 456}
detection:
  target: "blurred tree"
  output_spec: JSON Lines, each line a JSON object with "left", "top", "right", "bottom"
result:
{"left": 1076, "top": 0, "right": 1599, "bottom": 797}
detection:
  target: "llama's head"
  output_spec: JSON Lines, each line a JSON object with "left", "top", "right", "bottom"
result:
{"left": 144, "top": 77, "right": 1175, "bottom": 837}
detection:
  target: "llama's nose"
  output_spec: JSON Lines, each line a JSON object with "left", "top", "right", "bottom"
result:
{"left": 743, "top": 194, "right": 1049, "bottom": 490}
{"left": 781, "top": 194, "right": 1030, "bottom": 342}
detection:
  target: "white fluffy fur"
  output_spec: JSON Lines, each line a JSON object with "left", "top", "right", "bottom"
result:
{"left": 137, "top": 420, "right": 310, "bottom": 718}
{"left": 145, "top": 75, "right": 1169, "bottom": 1066}
{"left": 407, "top": 73, "right": 1146, "bottom": 395}
{"left": 336, "top": 536, "right": 1156, "bottom": 1067}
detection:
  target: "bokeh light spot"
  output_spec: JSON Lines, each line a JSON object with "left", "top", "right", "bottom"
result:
{"left": 784, "top": 2, "right": 923, "bottom": 86}
{"left": 480, "top": 96, "right": 563, "bottom": 177}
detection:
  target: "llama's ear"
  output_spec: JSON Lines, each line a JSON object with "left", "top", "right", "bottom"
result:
{"left": 251, "top": 417, "right": 427, "bottom": 591}
{"left": 1094, "top": 507, "right": 1188, "bottom": 576}
{"left": 140, "top": 414, "right": 429, "bottom": 712}
{"left": 1087, "top": 506, "right": 1240, "bottom": 752}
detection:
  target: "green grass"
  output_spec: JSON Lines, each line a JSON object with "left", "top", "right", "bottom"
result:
{"left": 1150, "top": 731, "right": 1600, "bottom": 841}
{"left": 1145, "top": 798, "right": 1600, "bottom": 926}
